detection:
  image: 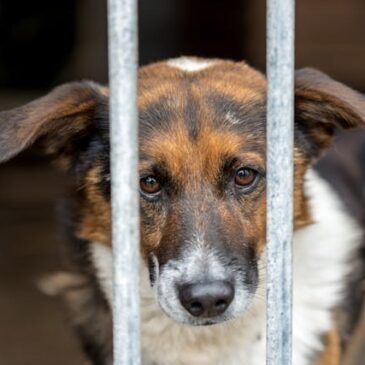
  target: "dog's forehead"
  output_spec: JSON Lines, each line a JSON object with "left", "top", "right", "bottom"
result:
{"left": 137, "top": 58, "right": 267, "bottom": 179}
{"left": 138, "top": 58, "right": 267, "bottom": 136}
{"left": 138, "top": 58, "right": 266, "bottom": 106}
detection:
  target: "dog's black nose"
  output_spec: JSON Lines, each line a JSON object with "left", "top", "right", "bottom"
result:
{"left": 179, "top": 281, "right": 234, "bottom": 318}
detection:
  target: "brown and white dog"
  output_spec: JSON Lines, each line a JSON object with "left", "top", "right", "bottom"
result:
{"left": 0, "top": 57, "right": 365, "bottom": 365}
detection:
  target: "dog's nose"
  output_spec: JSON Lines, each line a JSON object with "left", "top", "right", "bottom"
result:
{"left": 179, "top": 281, "right": 234, "bottom": 318}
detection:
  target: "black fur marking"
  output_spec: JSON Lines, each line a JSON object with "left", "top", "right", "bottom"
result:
{"left": 139, "top": 96, "right": 175, "bottom": 138}
{"left": 208, "top": 93, "right": 266, "bottom": 133}
{"left": 184, "top": 91, "right": 200, "bottom": 140}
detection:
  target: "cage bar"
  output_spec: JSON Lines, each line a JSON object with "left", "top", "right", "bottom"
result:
{"left": 108, "top": 0, "right": 140, "bottom": 364}
{"left": 266, "top": 0, "right": 295, "bottom": 364}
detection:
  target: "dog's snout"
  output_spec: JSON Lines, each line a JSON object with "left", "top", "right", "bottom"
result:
{"left": 179, "top": 281, "right": 234, "bottom": 318}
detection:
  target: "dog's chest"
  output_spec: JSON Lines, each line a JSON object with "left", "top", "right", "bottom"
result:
{"left": 140, "top": 302, "right": 266, "bottom": 365}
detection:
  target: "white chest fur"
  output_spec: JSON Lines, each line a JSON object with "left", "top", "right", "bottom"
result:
{"left": 91, "top": 170, "right": 362, "bottom": 365}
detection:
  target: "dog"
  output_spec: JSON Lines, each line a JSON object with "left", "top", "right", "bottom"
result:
{"left": 0, "top": 57, "right": 365, "bottom": 365}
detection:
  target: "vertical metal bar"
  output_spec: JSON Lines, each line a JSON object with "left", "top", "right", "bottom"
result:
{"left": 266, "top": 0, "right": 295, "bottom": 364}
{"left": 108, "top": 1, "right": 140, "bottom": 365}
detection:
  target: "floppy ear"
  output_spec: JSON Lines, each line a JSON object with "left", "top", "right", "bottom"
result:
{"left": 0, "top": 81, "right": 108, "bottom": 165}
{"left": 295, "top": 68, "right": 365, "bottom": 156}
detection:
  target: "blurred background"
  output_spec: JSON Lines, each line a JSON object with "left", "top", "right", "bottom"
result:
{"left": 0, "top": 0, "right": 365, "bottom": 364}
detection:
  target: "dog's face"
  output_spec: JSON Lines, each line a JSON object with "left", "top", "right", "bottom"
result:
{"left": 1, "top": 58, "right": 365, "bottom": 326}
{"left": 137, "top": 60, "right": 269, "bottom": 325}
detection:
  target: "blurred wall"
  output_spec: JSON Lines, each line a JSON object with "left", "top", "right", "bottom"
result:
{"left": 246, "top": 0, "right": 365, "bottom": 89}
{"left": 1, "top": 0, "right": 364, "bottom": 93}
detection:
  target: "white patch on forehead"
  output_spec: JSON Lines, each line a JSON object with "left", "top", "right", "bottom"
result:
{"left": 225, "top": 111, "right": 241, "bottom": 125}
{"left": 167, "top": 57, "right": 216, "bottom": 72}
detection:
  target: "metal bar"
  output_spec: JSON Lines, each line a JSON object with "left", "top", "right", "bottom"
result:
{"left": 108, "top": 1, "right": 140, "bottom": 364}
{"left": 266, "top": 0, "right": 295, "bottom": 364}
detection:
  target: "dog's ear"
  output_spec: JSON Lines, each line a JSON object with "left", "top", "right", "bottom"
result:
{"left": 295, "top": 68, "right": 365, "bottom": 156}
{"left": 0, "top": 81, "right": 108, "bottom": 166}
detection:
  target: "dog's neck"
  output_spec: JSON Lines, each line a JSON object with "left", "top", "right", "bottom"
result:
{"left": 91, "top": 168, "right": 362, "bottom": 365}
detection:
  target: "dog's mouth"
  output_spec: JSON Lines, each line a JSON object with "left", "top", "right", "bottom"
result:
{"left": 181, "top": 317, "right": 231, "bottom": 327}
{"left": 198, "top": 320, "right": 218, "bottom": 326}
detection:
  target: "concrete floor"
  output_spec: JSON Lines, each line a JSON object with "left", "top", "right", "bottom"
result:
{"left": 0, "top": 156, "right": 89, "bottom": 365}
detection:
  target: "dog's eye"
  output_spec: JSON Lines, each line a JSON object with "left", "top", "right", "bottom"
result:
{"left": 140, "top": 175, "right": 161, "bottom": 195}
{"left": 235, "top": 167, "right": 258, "bottom": 190}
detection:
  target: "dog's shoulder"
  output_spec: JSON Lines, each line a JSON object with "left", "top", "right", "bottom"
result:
{"left": 314, "top": 130, "right": 365, "bottom": 360}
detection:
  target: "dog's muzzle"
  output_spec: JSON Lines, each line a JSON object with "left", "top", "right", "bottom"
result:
{"left": 150, "top": 246, "right": 258, "bottom": 326}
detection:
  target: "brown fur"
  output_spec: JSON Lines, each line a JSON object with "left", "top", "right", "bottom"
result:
{"left": 316, "top": 328, "right": 341, "bottom": 365}
{"left": 342, "top": 299, "right": 365, "bottom": 365}
{"left": 0, "top": 82, "right": 108, "bottom": 166}
{"left": 77, "top": 165, "right": 112, "bottom": 245}
{"left": 1, "top": 59, "right": 365, "bottom": 365}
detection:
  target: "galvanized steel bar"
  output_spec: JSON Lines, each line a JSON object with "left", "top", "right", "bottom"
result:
{"left": 108, "top": 1, "right": 140, "bottom": 364}
{"left": 266, "top": 0, "right": 295, "bottom": 364}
